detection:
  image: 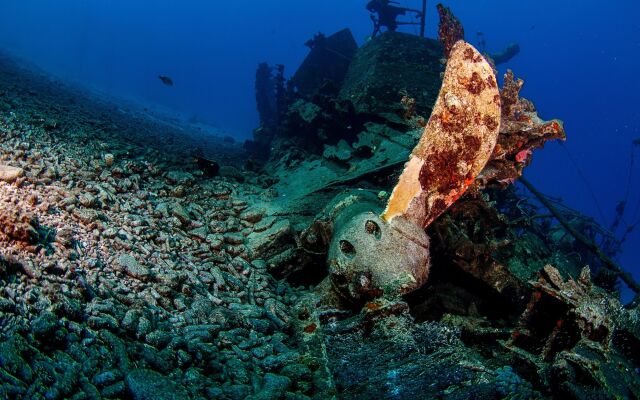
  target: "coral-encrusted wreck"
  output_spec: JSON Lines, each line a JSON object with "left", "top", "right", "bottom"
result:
{"left": 474, "top": 70, "right": 566, "bottom": 190}
{"left": 312, "top": 40, "right": 501, "bottom": 307}
{"left": 242, "top": 4, "right": 640, "bottom": 398}
{"left": 293, "top": 38, "right": 566, "bottom": 310}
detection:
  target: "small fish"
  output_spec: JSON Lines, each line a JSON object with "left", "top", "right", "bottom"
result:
{"left": 476, "top": 32, "right": 486, "bottom": 52}
{"left": 633, "top": 138, "right": 640, "bottom": 146}
{"left": 158, "top": 75, "right": 174, "bottom": 86}
{"left": 193, "top": 155, "right": 220, "bottom": 177}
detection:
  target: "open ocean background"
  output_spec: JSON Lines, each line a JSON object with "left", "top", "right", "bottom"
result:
{"left": 0, "top": 0, "right": 638, "bottom": 295}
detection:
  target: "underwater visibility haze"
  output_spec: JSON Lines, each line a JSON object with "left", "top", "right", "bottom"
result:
{"left": 0, "top": 1, "right": 639, "bottom": 399}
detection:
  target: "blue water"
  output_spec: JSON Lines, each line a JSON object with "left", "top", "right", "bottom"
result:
{"left": 0, "top": 0, "right": 638, "bottom": 288}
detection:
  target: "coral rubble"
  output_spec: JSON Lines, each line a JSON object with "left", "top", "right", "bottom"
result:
{"left": 0, "top": 54, "right": 310, "bottom": 399}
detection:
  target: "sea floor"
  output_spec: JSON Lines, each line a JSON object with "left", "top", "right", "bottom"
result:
{"left": 0, "top": 55, "right": 312, "bottom": 399}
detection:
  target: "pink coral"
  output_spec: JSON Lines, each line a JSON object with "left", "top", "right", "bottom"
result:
{"left": 515, "top": 149, "right": 532, "bottom": 163}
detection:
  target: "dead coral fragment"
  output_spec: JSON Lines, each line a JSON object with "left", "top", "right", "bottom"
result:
{"left": 0, "top": 165, "right": 24, "bottom": 183}
{"left": 0, "top": 207, "right": 39, "bottom": 244}
{"left": 474, "top": 70, "right": 566, "bottom": 189}
{"left": 382, "top": 41, "right": 501, "bottom": 228}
